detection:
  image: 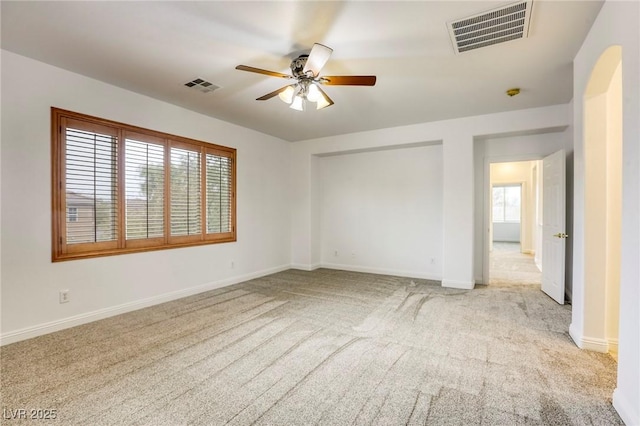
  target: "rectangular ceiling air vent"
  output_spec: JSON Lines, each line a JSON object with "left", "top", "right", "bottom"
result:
{"left": 448, "top": 1, "right": 533, "bottom": 54}
{"left": 184, "top": 78, "right": 220, "bottom": 93}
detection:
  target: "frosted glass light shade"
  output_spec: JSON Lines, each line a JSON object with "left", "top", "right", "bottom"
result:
{"left": 278, "top": 86, "right": 295, "bottom": 104}
{"left": 307, "top": 83, "right": 321, "bottom": 102}
{"left": 316, "top": 93, "right": 331, "bottom": 110}
{"left": 290, "top": 95, "right": 304, "bottom": 111}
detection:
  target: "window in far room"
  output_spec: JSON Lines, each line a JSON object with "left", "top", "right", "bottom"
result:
{"left": 492, "top": 184, "right": 521, "bottom": 223}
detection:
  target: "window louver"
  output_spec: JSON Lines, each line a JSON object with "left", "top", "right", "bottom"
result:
{"left": 448, "top": 1, "right": 533, "bottom": 54}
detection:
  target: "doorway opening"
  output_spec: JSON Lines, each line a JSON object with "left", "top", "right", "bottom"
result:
{"left": 489, "top": 161, "right": 542, "bottom": 286}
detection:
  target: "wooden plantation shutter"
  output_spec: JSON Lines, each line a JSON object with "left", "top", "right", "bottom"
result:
{"left": 170, "top": 143, "right": 202, "bottom": 241}
{"left": 205, "top": 149, "right": 234, "bottom": 240}
{"left": 61, "top": 118, "right": 119, "bottom": 254}
{"left": 52, "top": 108, "right": 236, "bottom": 261}
{"left": 124, "top": 133, "right": 165, "bottom": 247}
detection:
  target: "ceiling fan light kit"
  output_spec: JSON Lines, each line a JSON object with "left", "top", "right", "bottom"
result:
{"left": 283, "top": 79, "right": 332, "bottom": 111}
{"left": 236, "top": 43, "right": 376, "bottom": 111}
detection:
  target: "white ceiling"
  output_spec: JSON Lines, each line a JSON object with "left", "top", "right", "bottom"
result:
{"left": 0, "top": 1, "right": 602, "bottom": 142}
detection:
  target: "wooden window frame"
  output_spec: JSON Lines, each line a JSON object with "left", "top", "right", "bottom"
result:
{"left": 52, "top": 108, "right": 236, "bottom": 261}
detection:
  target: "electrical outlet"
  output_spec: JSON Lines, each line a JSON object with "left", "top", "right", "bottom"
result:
{"left": 230, "top": 260, "right": 235, "bottom": 269}
{"left": 59, "top": 289, "right": 70, "bottom": 304}
{"left": 334, "top": 250, "right": 338, "bottom": 257}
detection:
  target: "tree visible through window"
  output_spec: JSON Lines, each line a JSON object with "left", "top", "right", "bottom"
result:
{"left": 125, "top": 137, "right": 165, "bottom": 241}
{"left": 52, "top": 108, "right": 236, "bottom": 261}
{"left": 170, "top": 147, "right": 202, "bottom": 237}
{"left": 493, "top": 185, "right": 521, "bottom": 223}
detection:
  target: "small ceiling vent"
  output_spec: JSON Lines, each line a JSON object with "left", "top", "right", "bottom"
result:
{"left": 448, "top": 1, "right": 533, "bottom": 54}
{"left": 184, "top": 78, "right": 219, "bottom": 93}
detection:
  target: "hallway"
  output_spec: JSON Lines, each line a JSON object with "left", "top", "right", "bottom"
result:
{"left": 490, "top": 242, "right": 542, "bottom": 286}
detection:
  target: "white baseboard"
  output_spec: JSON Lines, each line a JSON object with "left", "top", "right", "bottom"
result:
{"left": 613, "top": 387, "right": 639, "bottom": 426}
{"left": 580, "top": 336, "right": 609, "bottom": 353}
{"left": 441, "top": 279, "right": 475, "bottom": 290}
{"left": 290, "top": 263, "right": 321, "bottom": 271}
{"left": 568, "top": 323, "right": 609, "bottom": 353}
{"left": 0, "top": 264, "right": 291, "bottom": 346}
{"left": 320, "top": 262, "right": 441, "bottom": 281}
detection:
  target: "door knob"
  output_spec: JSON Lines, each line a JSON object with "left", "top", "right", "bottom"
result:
{"left": 553, "top": 232, "right": 569, "bottom": 239}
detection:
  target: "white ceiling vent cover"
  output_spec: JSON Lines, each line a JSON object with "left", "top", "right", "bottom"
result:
{"left": 448, "top": 1, "right": 533, "bottom": 54}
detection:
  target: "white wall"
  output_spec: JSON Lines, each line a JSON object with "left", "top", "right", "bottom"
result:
{"left": 571, "top": 1, "right": 640, "bottom": 424}
{"left": 473, "top": 133, "right": 569, "bottom": 282}
{"left": 492, "top": 223, "right": 520, "bottom": 243}
{"left": 0, "top": 51, "right": 292, "bottom": 344}
{"left": 291, "top": 105, "right": 571, "bottom": 291}
{"left": 605, "top": 63, "right": 622, "bottom": 357}
{"left": 319, "top": 145, "right": 443, "bottom": 279}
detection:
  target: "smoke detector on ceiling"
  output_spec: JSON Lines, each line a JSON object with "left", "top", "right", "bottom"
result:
{"left": 506, "top": 88, "right": 521, "bottom": 97}
{"left": 448, "top": 1, "right": 533, "bottom": 54}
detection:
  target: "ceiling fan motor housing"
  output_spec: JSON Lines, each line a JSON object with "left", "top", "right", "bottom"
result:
{"left": 290, "top": 55, "right": 310, "bottom": 78}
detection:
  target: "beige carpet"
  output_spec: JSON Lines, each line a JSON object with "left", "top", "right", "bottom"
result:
{"left": 490, "top": 242, "right": 543, "bottom": 286}
{"left": 0, "top": 268, "right": 621, "bottom": 425}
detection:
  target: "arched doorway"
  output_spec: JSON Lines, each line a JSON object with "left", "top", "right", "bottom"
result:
{"left": 583, "top": 45, "right": 622, "bottom": 358}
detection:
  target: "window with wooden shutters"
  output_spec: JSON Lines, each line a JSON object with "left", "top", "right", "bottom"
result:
{"left": 170, "top": 144, "right": 202, "bottom": 240}
{"left": 206, "top": 150, "right": 233, "bottom": 239}
{"left": 52, "top": 108, "right": 236, "bottom": 261}
{"left": 125, "top": 133, "right": 165, "bottom": 246}
{"left": 62, "top": 119, "right": 119, "bottom": 254}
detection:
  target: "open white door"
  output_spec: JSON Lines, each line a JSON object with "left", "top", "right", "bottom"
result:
{"left": 541, "top": 149, "right": 567, "bottom": 304}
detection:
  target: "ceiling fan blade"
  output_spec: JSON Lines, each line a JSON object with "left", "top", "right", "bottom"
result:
{"left": 256, "top": 85, "right": 296, "bottom": 101}
{"left": 321, "top": 75, "right": 377, "bottom": 86}
{"left": 303, "top": 43, "right": 333, "bottom": 76}
{"left": 235, "top": 65, "right": 293, "bottom": 79}
{"left": 316, "top": 86, "right": 334, "bottom": 109}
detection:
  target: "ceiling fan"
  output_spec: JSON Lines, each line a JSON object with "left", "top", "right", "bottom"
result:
{"left": 235, "top": 43, "right": 376, "bottom": 111}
